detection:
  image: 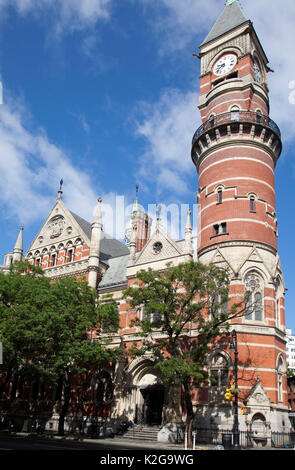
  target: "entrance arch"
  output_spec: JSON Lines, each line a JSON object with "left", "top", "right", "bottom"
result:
{"left": 128, "top": 358, "right": 165, "bottom": 426}
{"left": 137, "top": 373, "right": 164, "bottom": 425}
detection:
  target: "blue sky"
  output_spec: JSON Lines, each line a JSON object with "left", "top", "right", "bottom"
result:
{"left": 0, "top": 0, "right": 295, "bottom": 332}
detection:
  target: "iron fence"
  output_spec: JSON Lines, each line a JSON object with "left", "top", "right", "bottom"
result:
{"left": 195, "top": 428, "right": 295, "bottom": 449}
{"left": 195, "top": 428, "right": 254, "bottom": 449}
{"left": 271, "top": 431, "right": 295, "bottom": 448}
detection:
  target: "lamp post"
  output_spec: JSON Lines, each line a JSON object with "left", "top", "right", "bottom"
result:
{"left": 230, "top": 329, "right": 240, "bottom": 449}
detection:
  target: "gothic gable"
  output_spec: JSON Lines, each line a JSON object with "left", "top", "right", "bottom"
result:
{"left": 210, "top": 247, "right": 235, "bottom": 274}
{"left": 26, "top": 198, "right": 91, "bottom": 257}
{"left": 133, "top": 223, "right": 183, "bottom": 267}
{"left": 245, "top": 377, "right": 271, "bottom": 407}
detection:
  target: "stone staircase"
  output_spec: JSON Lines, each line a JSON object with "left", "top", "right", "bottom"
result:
{"left": 118, "top": 424, "right": 161, "bottom": 442}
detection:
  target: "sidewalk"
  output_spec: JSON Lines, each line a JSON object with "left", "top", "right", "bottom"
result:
{"left": 2, "top": 430, "right": 212, "bottom": 451}
{"left": 2, "top": 430, "right": 290, "bottom": 451}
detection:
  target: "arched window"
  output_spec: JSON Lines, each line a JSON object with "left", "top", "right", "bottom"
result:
{"left": 91, "top": 371, "right": 114, "bottom": 404}
{"left": 230, "top": 105, "right": 240, "bottom": 121}
{"left": 217, "top": 188, "right": 223, "bottom": 204}
{"left": 250, "top": 196, "right": 255, "bottom": 212}
{"left": 244, "top": 272, "right": 264, "bottom": 321}
{"left": 277, "top": 356, "right": 285, "bottom": 402}
{"left": 209, "top": 351, "right": 230, "bottom": 387}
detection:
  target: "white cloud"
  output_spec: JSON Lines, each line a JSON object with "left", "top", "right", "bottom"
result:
{"left": 135, "top": 88, "right": 198, "bottom": 196}
{"left": 0, "top": 0, "right": 112, "bottom": 35}
{"left": 0, "top": 94, "right": 113, "bottom": 227}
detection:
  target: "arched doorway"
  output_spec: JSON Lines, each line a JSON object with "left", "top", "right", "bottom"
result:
{"left": 136, "top": 373, "right": 164, "bottom": 426}
{"left": 141, "top": 384, "right": 164, "bottom": 425}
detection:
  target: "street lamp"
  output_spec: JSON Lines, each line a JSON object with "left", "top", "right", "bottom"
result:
{"left": 230, "top": 329, "right": 240, "bottom": 449}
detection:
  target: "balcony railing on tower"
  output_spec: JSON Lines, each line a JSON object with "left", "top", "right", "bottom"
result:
{"left": 192, "top": 111, "right": 281, "bottom": 149}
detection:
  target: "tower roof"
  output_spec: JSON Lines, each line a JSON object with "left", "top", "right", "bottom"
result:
{"left": 14, "top": 226, "right": 24, "bottom": 253}
{"left": 201, "top": 0, "right": 248, "bottom": 46}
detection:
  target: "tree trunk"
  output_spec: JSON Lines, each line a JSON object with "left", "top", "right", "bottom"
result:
{"left": 183, "top": 379, "right": 194, "bottom": 448}
{"left": 58, "top": 377, "right": 71, "bottom": 436}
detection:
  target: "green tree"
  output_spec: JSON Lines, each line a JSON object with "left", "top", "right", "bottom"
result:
{"left": 0, "top": 261, "right": 50, "bottom": 400}
{"left": 0, "top": 261, "right": 120, "bottom": 434}
{"left": 123, "top": 260, "right": 246, "bottom": 448}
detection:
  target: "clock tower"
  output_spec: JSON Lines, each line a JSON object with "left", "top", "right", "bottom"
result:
{"left": 192, "top": 1, "right": 289, "bottom": 436}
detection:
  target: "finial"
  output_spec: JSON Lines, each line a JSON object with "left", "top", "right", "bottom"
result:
{"left": 157, "top": 204, "right": 162, "bottom": 220}
{"left": 185, "top": 208, "right": 192, "bottom": 233}
{"left": 57, "top": 178, "right": 63, "bottom": 199}
{"left": 132, "top": 184, "right": 139, "bottom": 214}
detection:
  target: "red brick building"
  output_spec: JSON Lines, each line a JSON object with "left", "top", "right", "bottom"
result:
{"left": 1, "top": 0, "right": 290, "bottom": 443}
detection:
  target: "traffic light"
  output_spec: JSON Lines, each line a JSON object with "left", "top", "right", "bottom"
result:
{"left": 225, "top": 387, "right": 233, "bottom": 401}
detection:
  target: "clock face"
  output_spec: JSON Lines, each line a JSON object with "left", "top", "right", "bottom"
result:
{"left": 213, "top": 54, "right": 237, "bottom": 76}
{"left": 254, "top": 61, "right": 261, "bottom": 83}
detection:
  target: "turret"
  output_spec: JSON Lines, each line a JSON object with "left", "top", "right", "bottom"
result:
{"left": 12, "top": 226, "right": 24, "bottom": 263}
{"left": 88, "top": 198, "right": 103, "bottom": 289}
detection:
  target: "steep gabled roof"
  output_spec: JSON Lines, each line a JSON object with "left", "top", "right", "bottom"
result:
{"left": 201, "top": 1, "right": 248, "bottom": 46}
{"left": 70, "top": 211, "right": 129, "bottom": 262}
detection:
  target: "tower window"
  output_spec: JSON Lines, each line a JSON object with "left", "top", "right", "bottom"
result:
{"left": 250, "top": 197, "right": 255, "bottom": 212}
{"left": 221, "top": 222, "right": 227, "bottom": 233}
{"left": 213, "top": 223, "right": 227, "bottom": 237}
{"left": 244, "top": 272, "right": 263, "bottom": 322}
{"left": 230, "top": 106, "right": 240, "bottom": 122}
{"left": 51, "top": 254, "right": 56, "bottom": 267}
{"left": 217, "top": 189, "right": 223, "bottom": 204}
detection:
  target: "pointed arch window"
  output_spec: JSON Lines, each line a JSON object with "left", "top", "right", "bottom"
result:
{"left": 244, "top": 272, "right": 264, "bottom": 321}
{"left": 277, "top": 356, "right": 285, "bottom": 402}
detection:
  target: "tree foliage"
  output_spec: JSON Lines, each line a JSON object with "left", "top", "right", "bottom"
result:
{"left": 0, "top": 261, "right": 120, "bottom": 433}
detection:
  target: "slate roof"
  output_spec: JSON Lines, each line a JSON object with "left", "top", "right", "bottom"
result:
{"left": 98, "top": 254, "right": 129, "bottom": 289}
{"left": 201, "top": 1, "right": 248, "bottom": 46}
{"left": 70, "top": 211, "right": 129, "bottom": 262}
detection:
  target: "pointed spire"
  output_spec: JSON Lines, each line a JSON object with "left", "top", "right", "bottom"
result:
{"left": 13, "top": 226, "right": 24, "bottom": 262}
{"left": 88, "top": 197, "right": 103, "bottom": 289}
{"left": 185, "top": 209, "right": 193, "bottom": 255}
{"left": 156, "top": 204, "right": 162, "bottom": 232}
{"left": 185, "top": 209, "right": 192, "bottom": 232}
{"left": 93, "top": 197, "right": 103, "bottom": 228}
{"left": 201, "top": 0, "right": 247, "bottom": 46}
{"left": 128, "top": 223, "right": 137, "bottom": 263}
{"left": 132, "top": 184, "right": 139, "bottom": 214}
